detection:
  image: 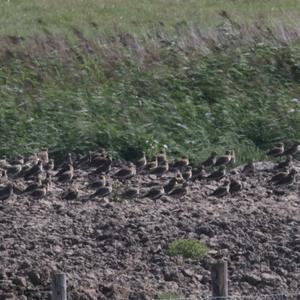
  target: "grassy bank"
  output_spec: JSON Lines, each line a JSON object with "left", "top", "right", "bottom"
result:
{"left": 1, "top": 0, "right": 300, "bottom": 37}
{"left": 1, "top": 1, "right": 300, "bottom": 162}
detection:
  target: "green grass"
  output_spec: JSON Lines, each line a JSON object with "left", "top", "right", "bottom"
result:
{"left": 167, "top": 239, "right": 209, "bottom": 260}
{"left": 1, "top": 41, "right": 300, "bottom": 162}
{"left": 1, "top": 1, "right": 300, "bottom": 162}
{"left": 1, "top": 0, "right": 300, "bottom": 37}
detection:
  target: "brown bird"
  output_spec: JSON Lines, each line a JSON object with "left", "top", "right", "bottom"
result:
{"left": 57, "top": 164, "right": 74, "bottom": 183}
{"left": 191, "top": 166, "right": 205, "bottom": 181}
{"left": 30, "top": 184, "right": 48, "bottom": 199}
{"left": 7, "top": 163, "right": 23, "bottom": 177}
{"left": 157, "top": 149, "right": 167, "bottom": 165}
{"left": 38, "top": 148, "right": 49, "bottom": 164}
{"left": 24, "top": 160, "right": 43, "bottom": 180}
{"left": 173, "top": 156, "right": 189, "bottom": 170}
{"left": 168, "top": 182, "right": 188, "bottom": 199}
{"left": 0, "top": 170, "right": 8, "bottom": 184}
{"left": 229, "top": 179, "right": 242, "bottom": 194}
{"left": 113, "top": 163, "right": 136, "bottom": 181}
{"left": 62, "top": 185, "right": 79, "bottom": 201}
{"left": 0, "top": 156, "right": 10, "bottom": 169}
{"left": 274, "top": 155, "right": 293, "bottom": 170}
{"left": 145, "top": 157, "right": 158, "bottom": 171}
{"left": 275, "top": 169, "right": 297, "bottom": 186}
{"left": 135, "top": 151, "right": 147, "bottom": 169}
{"left": 150, "top": 160, "right": 169, "bottom": 177}
{"left": 0, "top": 183, "right": 14, "bottom": 201}
{"left": 175, "top": 171, "right": 185, "bottom": 184}
{"left": 88, "top": 174, "right": 106, "bottom": 189}
{"left": 90, "top": 153, "right": 111, "bottom": 168}
{"left": 163, "top": 177, "right": 178, "bottom": 194}
{"left": 121, "top": 187, "right": 139, "bottom": 199}
{"left": 215, "top": 151, "right": 232, "bottom": 167}
{"left": 267, "top": 143, "right": 284, "bottom": 158}
{"left": 229, "top": 150, "right": 236, "bottom": 165}
{"left": 282, "top": 141, "right": 300, "bottom": 156}
{"left": 242, "top": 160, "right": 255, "bottom": 174}
{"left": 91, "top": 183, "right": 112, "bottom": 198}
{"left": 22, "top": 176, "right": 42, "bottom": 194}
{"left": 10, "top": 155, "right": 24, "bottom": 166}
{"left": 142, "top": 186, "right": 164, "bottom": 204}
{"left": 182, "top": 166, "right": 192, "bottom": 181}
{"left": 206, "top": 166, "right": 226, "bottom": 181}
{"left": 43, "top": 173, "right": 52, "bottom": 186}
{"left": 210, "top": 181, "right": 230, "bottom": 198}
{"left": 55, "top": 153, "right": 73, "bottom": 176}
{"left": 201, "top": 151, "right": 217, "bottom": 168}
{"left": 270, "top": 169, "right": 289, "bottom": 183}
{"left": 44, "top": 159, "right": 54, "bottom": 172}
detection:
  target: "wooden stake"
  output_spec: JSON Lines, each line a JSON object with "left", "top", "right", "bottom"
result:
{"left": 52, "top": 273, "right": 67, "bottom": 300}
{"left": 211, "top": 260, "right": 228, "bottom": 299}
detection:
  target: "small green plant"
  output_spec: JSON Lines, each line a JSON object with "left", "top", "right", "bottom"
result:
{"left": 159, "top": 292, "right": 183, "bottom": 300}
{"left": 167, "top": 239, "right": 208, "bottom": 260}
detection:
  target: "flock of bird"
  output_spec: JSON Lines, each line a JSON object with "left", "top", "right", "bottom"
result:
{"left": 0, "top": 141, "right": 299, "bottom": 204}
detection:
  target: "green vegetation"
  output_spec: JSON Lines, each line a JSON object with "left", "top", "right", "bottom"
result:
{"left": 1, "top": 0, "right": 300, "bottom": 37}
{"left": 1, "top": 1, "right": 300, "bottom": 162}
{"left": 167, "top": 239, "right": 208, "bottom": 260}
{"left": 159, "top": 292, "right": 183, "bottom": 300}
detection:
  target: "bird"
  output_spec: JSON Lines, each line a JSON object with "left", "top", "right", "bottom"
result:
{"left": 91, "top": 183, "right": 112, "bottom": 198}
{"left": 275, "top": 169, "right": 297, "bottom": 186}
{"left": 43, "top": 173, "right": 52, "bottom": 186}
{"left": 175, "top": 171, "right": 185, "bottom": 183}
{"left": 215, "top": 151, "right": 232, "bottom": 167}
{"left": 163, "top": 177, "right": 178, "bottom": 194}
{"left": 282, "top": 141, "right": 300, "bottom": 157}
{"left": 89, "top": 148, "right": 106, "bottom": 164}
{"left": 57, "top": 164, "right": 74, "bottom": 183}
{"left": 201, "top": 151, "right": 217, "bottom": 168}
{"left": 0, "top": 170, "right": 8, "bottom": 185}
{"left": 37, "top": 148, "right": 49, "bottom": 164}
{"left": 229, "top": 179, "right": 242, "bottom": 194}
{"left": 0, "top": 183, "right": 14, "bottom": 201}
{"left": 30, "top": 184, "right": 48, "bottom": 199}
{"left": 142, "top": 186, "right": 164, "bottom": 205}
{"left": 55, "top": 153, "right": 73, "bottom": 176}
{"left": 0, "top": 156, "right": 10, "bottom": 169}
{"left": 157, "top": 149, "right": 167, "bottom": 165}
{"left": 91, "top": 158, "right": 112, "bottom": 174}
{"left": 24, "top": 160, "right": 43, "bottom": 180}
{"left": 210, "top": 181, "right": 230, "bottom": 198}
{"left": 88, "top": 174, "right": 106, "bottom": 189}
{"left": 173, "top": 156, "right": 189, "bottom": 170}
{"left": 229, "top": 150, "right": 236, "bottom": 165}
{"left": 44, "top": 159, "right": 54, "bottom": 173}
{"left": 206, "top": 166, "right": 226, "bottom": 181}
{"left": 62, "top": 185, "right": 79, "bottom": 201}
{"left": 191, "top": 166, "right": 205, "bottom": 181}
{"left": 182, "top": 166, "right": 192, "bottom": 181}
{"left": 242, "top": 160, "right": 255, "bottom": 174}
{"left": 145, "top": 157, "right": 158, "bottom": 171}
{"left": 10, "top": 155, "right": 24, "bottom": 166}
{"left": 22, "top": 176, "right": 42, "bottom": 194}
{"left": 135, "top": 151, "right": 147, "bottom": 169}
{"left": 121, "top": 187, "right": 139, "bottom": 199}
{"left": 267, "top": 143, "right": 284, "bottom": 158}
{"left": 274, "top": 155, "right": 293, "bottom": 170}
{"left": 7, "top": 163, "right": 23, "bottom": 177}
{"left": 150, "top": 160, "right": 169, "bottom": 177}
{"left": 270, "top": 169, "right": 289, "bottom": 183}
{"left": 168, "top": 182, "right": 189, "bottom": 199}
{"left": 113, "top": 163, "right": 136, "bottom": 181}
{"left": 90, "top": 153, "right": 111, "bottom": 168}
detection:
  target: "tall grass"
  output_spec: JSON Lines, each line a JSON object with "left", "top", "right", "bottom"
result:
{"left": 1, "top": 27, "right": 300, "bottom": 162}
